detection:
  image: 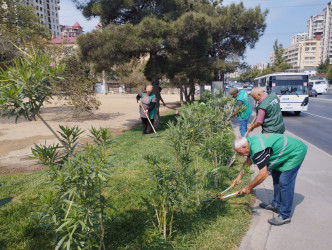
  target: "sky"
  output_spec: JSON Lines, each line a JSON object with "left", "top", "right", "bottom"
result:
{"left": 59, "top": 0, "right": 329, "bottom": 67}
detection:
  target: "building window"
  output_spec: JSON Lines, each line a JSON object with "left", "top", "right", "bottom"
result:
{"left": 40, "top": 7, "right": 42, "bottom": 11}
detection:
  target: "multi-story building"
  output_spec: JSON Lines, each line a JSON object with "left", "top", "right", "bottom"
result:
{"left": 21, "top": 0, "right": 60, "bottom": 37}
{"left": 60, "top": 22, "right": 83, "bottom": 37}
{"left": 283, "top": 39, "right": 322, "bottom": 71}
{"left": 307, "top": 14, "right": 324, "bottom": 39}
{"left": 255, "top": 62, "right": 269, "bottom": 70}
{"left": 269, "top": 52, "right": 276, "bottom": 66}
{"left": 291, "top": 32, "right": 308, "bottom": 45}
{"left": 321, "top": 2, "right": 332, "bottom": 63}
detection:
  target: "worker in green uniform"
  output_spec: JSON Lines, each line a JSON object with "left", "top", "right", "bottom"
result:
{"left": 227, "top": 88, "right": 252, "bottom": 137}
{"left": 248, "top": 87, "right": 285, "bottom": 134}
{"left": 232, "top": 133, "right": 307, "bottom": 226}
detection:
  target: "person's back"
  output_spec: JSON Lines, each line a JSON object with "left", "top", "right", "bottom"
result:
{"left": 249, "top": 88, "right": 285, "bottom": 134}
{"left": 256, "top": 93, "right": 285, "bottom": 134}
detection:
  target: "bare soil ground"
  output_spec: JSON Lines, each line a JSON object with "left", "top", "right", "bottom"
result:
{"left": 0, "top": 93, "right": 181, "bottom": 174}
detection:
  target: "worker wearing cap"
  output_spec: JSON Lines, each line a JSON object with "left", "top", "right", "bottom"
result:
{"left": 248, "top": 87, "right": 285, "bottom": 134}
{"left": 232, "top": 134, "right": 307, "bottom": 226}
{"left": 227, "top": 88, "right": 252, "bottom": 137}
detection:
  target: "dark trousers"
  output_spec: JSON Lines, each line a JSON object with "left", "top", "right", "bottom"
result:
{"left": 271, "top": 163, "right": 302, "bottom": 219}
{"left": 142, "top": 118, "right": 154, "bottom": 134}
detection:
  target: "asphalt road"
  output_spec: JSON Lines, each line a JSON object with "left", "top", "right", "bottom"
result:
{"left": 282, "top": 91, "right": 332, "bottom": 155}
{"left": 226, "top": 88, "right": 332, "bottom": 156}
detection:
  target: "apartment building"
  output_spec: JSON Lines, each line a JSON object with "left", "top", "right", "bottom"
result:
{"left": 321, "top": 2, "right": 332, "bottom": 62}
{"left": 283, "top": 39, "right": 322, "bottom": 71}
{"left": 22, "top": 0, "right": 60, "bottom": 37}
{"left": 307, "top": 14, "right": 324, "bottom": 39}
{"left": 255, "top": 62, "right": 269, "bottom": 70}
{"left": 291, "top": 32, "right": 309, "bottom": 45}
{"left": 269, "top": 52, "right": 276, "bottom": 66}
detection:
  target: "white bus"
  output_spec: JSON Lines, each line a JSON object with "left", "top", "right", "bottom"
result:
{"left": 253, "top": 73, "right": 309, "bottom": 115}
{"left": 309, "top": 79, "right": 327, "bottom": 94}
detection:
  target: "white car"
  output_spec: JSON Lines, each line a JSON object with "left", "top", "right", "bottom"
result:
{"left": 309, "top": 79, "right": 327, "bottom": 94}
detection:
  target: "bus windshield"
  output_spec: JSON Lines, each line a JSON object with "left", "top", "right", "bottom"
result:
{"left": 270, "top": 75, "right": 308, "bottom": 95}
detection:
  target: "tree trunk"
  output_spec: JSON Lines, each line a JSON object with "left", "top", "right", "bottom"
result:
{"left": 214, "top": 68, "right": 220, "bottom": 81}
{"left": 180, "top": 85, "right": 184, "bottom": 106}
{"left": 184, "top": 82, "right": 190, "bottom": 102}
{"left": 189, "top": 78, "right": 195, "bottom": 102}
{"left": 102, "top": 71, "right": 108, "bottom": 94}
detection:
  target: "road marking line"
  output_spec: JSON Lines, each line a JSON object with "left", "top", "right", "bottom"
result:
{"left": 309, "top": 104, "right": 327, "bottom": 108}
{"left": 310, "top": 98, "right": 332, "bottom": 103}
{"left": 303, "top": 111, "right": 332, "bottom": 121}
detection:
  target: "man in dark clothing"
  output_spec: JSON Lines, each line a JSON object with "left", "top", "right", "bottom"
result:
{"left": 232, "top": 134, "right": 307, "bottom": 226}
{"left": 248, "top": 88, "right": 285, "bottom": 134}
{"left": 136, "top": 84, "right": 157, "bottom": 134}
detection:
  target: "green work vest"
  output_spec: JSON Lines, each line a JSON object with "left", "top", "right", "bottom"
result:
{"left": 256, "top": 94, "right": 285, "bottom": 134}
{"left": 236, "top": 90, "right": 252, "bottom": 119}
{"left": 248, "top": 134, "right": 307, "bottom": 172}
{"left": 140, "top": 93, "right": 156, "bottom": 119}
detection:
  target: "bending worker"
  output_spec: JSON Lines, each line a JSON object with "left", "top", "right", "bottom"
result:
{"left": 227, "top": 88, "right": 252, "bottom": 137}
{"left": 248, "top": 87, "right": 285, "bottom": 134}
{"left": 232, "top": 134, "right": 307, "bottom": 226}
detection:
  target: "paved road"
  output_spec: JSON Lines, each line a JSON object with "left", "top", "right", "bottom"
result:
{"left": 282, "top": 92, "right": 332, "bottom": 155}
{"left": 225, "top": 88, "right": 332, "bottom": 154}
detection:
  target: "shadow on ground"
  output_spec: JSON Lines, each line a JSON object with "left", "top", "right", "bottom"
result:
{"left": 253, "top": 188, "right": 304, "bottom": 217}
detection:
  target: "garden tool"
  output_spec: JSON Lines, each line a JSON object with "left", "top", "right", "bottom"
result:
{"left": 201, "top": 179, "right": 242, "bottom": 202}
{"left": 202, "top": 190, "right": 241, "bottom": 202}
{"left": 138, "top": 100, "right": 159, "bottom": 137}
{"left": 226, "top": 116, "right": 257, "bottom": 167}
{"left": 227, "top": 105, "right": 235, "bottom": 120}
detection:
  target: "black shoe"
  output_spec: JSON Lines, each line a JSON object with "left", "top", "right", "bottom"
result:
{"left": 268, "top": 215, "right": 291, "bottom": 226}
{"left": 259, "top": 203, "right": 278, "bottom": 213}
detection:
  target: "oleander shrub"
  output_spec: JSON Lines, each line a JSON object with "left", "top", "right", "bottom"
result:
{"left": 32, "top": 126, "right": 114, "bottom": 249}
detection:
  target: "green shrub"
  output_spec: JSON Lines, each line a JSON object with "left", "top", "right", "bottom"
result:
{"left": 144, "top": 90, "right": 236, "bottom": 240}
{"left": 32, "top": 126, "right": 114, "bottom": 249}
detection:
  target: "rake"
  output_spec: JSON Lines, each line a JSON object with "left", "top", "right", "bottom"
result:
{"left": 138, "top": 100, "right": 161, "bottom": 138}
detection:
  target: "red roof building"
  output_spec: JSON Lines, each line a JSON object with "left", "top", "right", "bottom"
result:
{"left": 50, "top": 37, "right": 76, "bottom": 45}
{"left": 60, "top": 22, "right": 83, "bottom": 38}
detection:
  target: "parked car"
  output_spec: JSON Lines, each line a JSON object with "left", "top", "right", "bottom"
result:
{"left": 308, "top": 88, "right": 318, "bottom": 97}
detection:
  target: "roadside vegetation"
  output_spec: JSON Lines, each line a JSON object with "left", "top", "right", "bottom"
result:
{"left": 0, "top": 91, "right": 254, "bottom": 249}
{"left": 0, "top": 1, "right": 262, "bottom": 248}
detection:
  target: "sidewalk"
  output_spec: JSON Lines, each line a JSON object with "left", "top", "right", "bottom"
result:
{"left": 230, "top": 118, "right": 332, "bottom": 250}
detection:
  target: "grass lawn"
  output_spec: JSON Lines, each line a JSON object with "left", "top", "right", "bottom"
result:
{"left": 0, "top": 112, "right": 254, "bottom": 249}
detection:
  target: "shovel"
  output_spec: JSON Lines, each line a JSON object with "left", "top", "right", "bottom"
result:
{"left": 226, "top": 116, "right": 257, "bottom": 167}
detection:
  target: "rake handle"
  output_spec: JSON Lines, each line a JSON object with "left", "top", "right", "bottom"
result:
{"left": 138, "top": 100, "right": 157, "bottom": 135}
{"left": 244, "top": 115, "right": 257, "bottom": 137}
